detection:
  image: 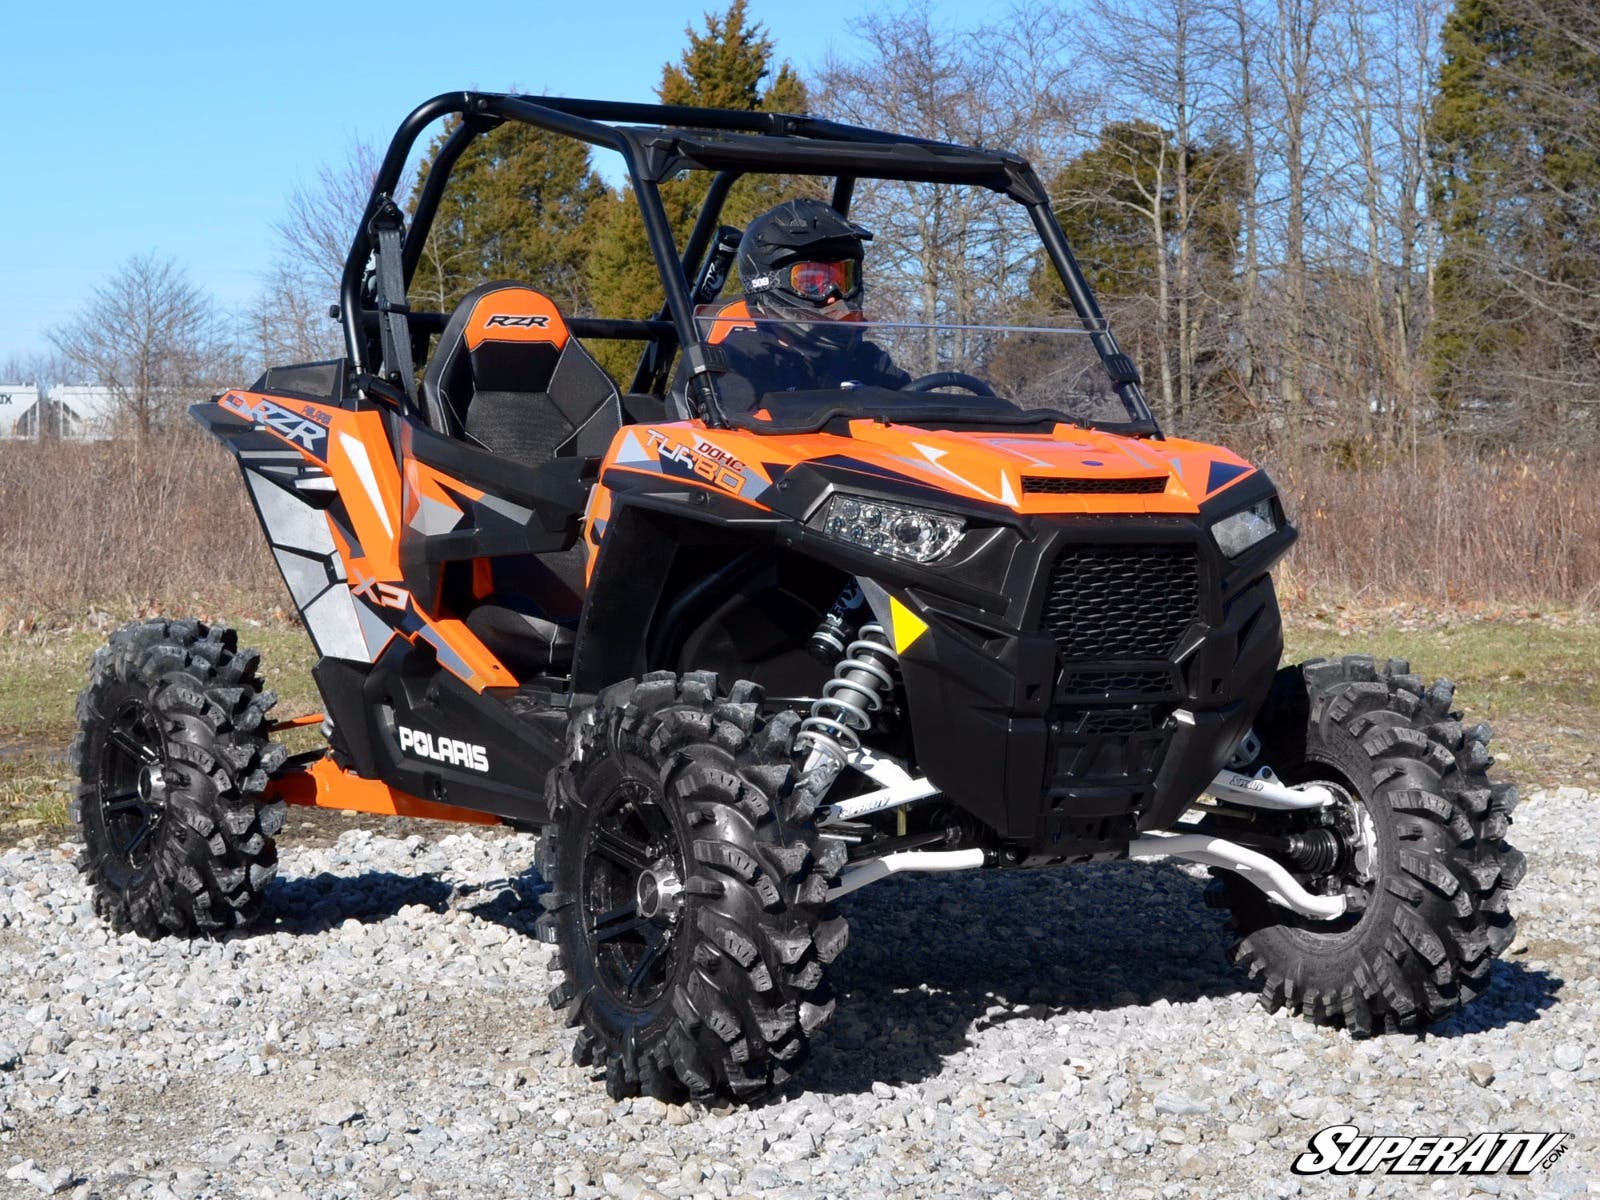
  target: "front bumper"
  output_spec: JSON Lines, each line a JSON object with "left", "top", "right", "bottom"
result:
{"left": 891, "top": 501, "right": 1289, "bottom": 858}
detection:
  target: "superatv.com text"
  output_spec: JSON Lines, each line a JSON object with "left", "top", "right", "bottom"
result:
{"left": 1291, "top": 1124, "right": 1568, "bottom": 1176}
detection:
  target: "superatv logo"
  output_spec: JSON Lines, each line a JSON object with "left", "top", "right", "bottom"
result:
{"left": 396, "top": 725, "right": 489, "bottom": 773}
{"left": 1292, "top": 1125, "right": 1567, "bottom": 1177}
{"left": 645, "top": 429, "right": 749, "bottom": 495}
{"left": 484, "top": 313, "right": 550, "bottom": 329}
{"left": 227, "top": 394, "right": 329, "bottom": 457}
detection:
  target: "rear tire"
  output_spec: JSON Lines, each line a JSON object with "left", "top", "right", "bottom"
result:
{"left": 1213, "top": 655, "right": 1524, "bottom": 1034}
{"left": 537, "top": 671, "right": 847, "bottom": 1104}
{"left": 70, "top": 618, "right": 287, "bottom": 938}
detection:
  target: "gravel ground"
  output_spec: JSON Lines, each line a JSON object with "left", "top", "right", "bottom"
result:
{"left": 0, "top": 788, "right": 1594, "bottom": 1200}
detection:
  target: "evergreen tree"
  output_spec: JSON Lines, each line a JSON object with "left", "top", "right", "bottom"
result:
{"left": 1429, "top": 0, "right": 1600, "bottom": 426}
{"left": 583, "top": 1, "right": 812, "bottom": 378}
{"left": 408, "top": 119, "right": 607, "bottom": 314}
{"left": 659, "top": 0, "right": 781, "bottom": 110}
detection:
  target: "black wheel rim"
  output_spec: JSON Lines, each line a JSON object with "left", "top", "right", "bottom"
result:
{"left": 580, "top": 778, "right": 686, "bottom": 1011}
{"left": 95, "top": 698, "right": 168, "bottom": 869}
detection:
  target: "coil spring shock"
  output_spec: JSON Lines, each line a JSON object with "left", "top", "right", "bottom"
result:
{"left": 796, "top": 623, "right": 900, "bottom": 768}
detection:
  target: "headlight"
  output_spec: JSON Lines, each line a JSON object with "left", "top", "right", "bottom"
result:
{"left": 810, "top": 494, "right": 965, "bottom": 563}
{"left": 1211, "top": 497, "right": 1279, "bottom": 558}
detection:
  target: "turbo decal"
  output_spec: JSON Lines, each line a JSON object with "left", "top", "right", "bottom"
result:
{"left": 644, "top": 429, "right": 751, "bottom": 496}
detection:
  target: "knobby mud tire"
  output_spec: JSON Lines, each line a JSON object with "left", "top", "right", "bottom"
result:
{"left": 1213, "top": 655, "right": 1524, "bottom": 1035}
{"left": 537, "top": 671, "right": 847, "bottom": 1104}
{"left": 70, "top": 618, "right": 286, "bottom": 938}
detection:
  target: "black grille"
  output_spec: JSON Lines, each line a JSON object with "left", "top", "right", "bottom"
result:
{"left": 1075, "top": 707, "right": 1157, "bottom": 735}
{"left": 1041, "top": 545, "right": 1201, "bottom": 660}
{"left": 1060, "top": 669, "right": 1176, "bottom": 699}
{"left": 1023, "top": 475, "right": 1168, "bottom": 495}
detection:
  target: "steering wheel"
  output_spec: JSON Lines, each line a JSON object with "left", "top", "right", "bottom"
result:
{"left": 904, "top": 371, "right": 997, "bottom": 398}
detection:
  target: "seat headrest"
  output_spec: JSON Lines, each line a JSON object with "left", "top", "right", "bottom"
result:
{"left": 460, "top": 286, "right": 570, "bottom": 353}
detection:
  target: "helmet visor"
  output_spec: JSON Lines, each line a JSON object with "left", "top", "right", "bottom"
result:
{"left": 785, "top": 259, "right": 861, "bottom": 302}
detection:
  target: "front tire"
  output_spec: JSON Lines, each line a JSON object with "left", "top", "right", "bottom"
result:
{"left": 537, "top": 671, "right": 847, "bottom": 1104}
{"left": 1214, "top": 655, "right": 1524, "bottom": 1034}
{"left": 70, "top": 618, "right": 287, "bottom": 938}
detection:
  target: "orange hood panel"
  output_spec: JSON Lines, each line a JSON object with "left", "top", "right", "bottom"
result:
{"left": 602, "top": 417, "right": 1258, "bottom": 517}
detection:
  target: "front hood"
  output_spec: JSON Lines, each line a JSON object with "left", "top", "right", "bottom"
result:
{"left": 826, "top": 421, "right": 1259, "bottom": 515}
{"left": 599, "top": 418, "right": 1263, "bottom": 519}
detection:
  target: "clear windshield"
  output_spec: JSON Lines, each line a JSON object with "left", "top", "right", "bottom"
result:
{"left": 686, "top": 312, "right": 1145, "bottom": 431}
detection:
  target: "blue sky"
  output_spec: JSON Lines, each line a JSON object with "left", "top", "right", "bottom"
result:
{"left": 0, "top": 0, "right": 892, "bottom": 368}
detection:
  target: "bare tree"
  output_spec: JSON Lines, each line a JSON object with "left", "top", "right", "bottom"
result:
{"left": 48, "top": 254, "right": 234, "bottom": 438}
{"left": 276, "top": 139, "right": 391, "bottom": 298}
{"left": 0, "top": 350, "right": 66, "bottom": 391}
{"left": 816, "top": 2, "right": 1087, "bottom": 372}
{"left": 1216, "top": 0, "right": 1272, "bottom": 406}
{"left": 249, "top": 139, "right": 400, "bottom": 369}
{"left": 1071, "top": 0, "right": 1246, "bottom": 426}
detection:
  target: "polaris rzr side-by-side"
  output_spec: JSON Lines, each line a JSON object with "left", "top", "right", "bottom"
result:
{"left": 71, "top": 92, "right": 1524, "bottom": 1104}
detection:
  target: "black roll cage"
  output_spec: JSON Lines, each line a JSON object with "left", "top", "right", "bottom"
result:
{"left": 340, "top": 91, "right": 1158, "bottom": 436}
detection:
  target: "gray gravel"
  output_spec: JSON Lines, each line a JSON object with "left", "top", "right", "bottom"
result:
{"left": 0, "top": 788, "right": 1595, "bottom": 1199}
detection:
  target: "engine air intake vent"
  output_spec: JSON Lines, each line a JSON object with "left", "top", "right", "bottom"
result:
{"left": 1060, "top": 669, "right": 1177, "bottom": 700}
{"left": 1041, "top": 545, "right": 1200, "bottom": 660}
{"left": 1023, "top": 475, "right": 1168, "bottom": 495}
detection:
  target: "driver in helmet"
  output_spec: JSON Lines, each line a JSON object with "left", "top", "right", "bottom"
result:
{"left": 677, "top": 197, "right": 909, "bottom": 412}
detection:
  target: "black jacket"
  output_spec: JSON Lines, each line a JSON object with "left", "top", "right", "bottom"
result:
{"left": 674, "top": 325, "right": 911, "bottom": 413}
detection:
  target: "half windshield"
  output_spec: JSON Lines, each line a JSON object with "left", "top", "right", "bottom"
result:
{"left": 688, "top": 312, "right": 1147, "bottom": 432}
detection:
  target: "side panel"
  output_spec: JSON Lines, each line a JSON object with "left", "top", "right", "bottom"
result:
{"left": 197, "top": 392, "right": 519, "bottom": 692}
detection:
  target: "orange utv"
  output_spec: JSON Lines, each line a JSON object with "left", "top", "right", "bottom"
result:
{"left": 71, "top": 93, "right": 1524, "bottom": 1104}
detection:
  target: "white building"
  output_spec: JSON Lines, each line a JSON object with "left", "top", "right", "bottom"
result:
{"left": 49, "top": 386, "right": 118, "bottom": 440}
{"left": 0, "top": 384, "right": 41, "bottom": 439}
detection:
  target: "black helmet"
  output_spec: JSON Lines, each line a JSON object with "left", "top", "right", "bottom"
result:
{"left": 738, "top": 198, "right": 873, "bottom": 322}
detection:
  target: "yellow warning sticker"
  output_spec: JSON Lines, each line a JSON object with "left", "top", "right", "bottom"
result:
{"left": 889, "top": 596, "right": 929, "bottom": 653}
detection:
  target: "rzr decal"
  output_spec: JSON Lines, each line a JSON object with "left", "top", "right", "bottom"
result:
{"left": 484, "top": 313, "right": 550, "bottom": 329}
{"left": 223, "top": 393, "right": 331, "bottom": 459}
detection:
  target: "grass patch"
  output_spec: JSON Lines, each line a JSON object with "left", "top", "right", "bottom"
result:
{"left": 0, "top": 608, "right": 1591, "bottom": 848}
{"left": 0, "top": 619, "right": 324, "bottom": 847}
{"left": 1284, "top": 613, "right": 1599, "bottom": 786}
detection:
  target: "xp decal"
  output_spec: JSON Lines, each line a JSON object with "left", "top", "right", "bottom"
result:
{"left": 351, "top": 575, "right": 412, "bottom": 612}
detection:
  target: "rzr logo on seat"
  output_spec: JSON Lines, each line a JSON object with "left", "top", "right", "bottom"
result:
{"left": 484, "top": 314, "right": 550, "bottom": 329}
{"left": 397, "top": 725, "right": 489, "bottom": 772}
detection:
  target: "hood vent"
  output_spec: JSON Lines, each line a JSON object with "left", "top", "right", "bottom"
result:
{"left": 1022, "top": 475, "right": 1167, "bottom": 495}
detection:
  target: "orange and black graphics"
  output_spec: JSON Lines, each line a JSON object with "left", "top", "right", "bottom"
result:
{"left": 212, "top": 389, "right": 517, "bottom": 692}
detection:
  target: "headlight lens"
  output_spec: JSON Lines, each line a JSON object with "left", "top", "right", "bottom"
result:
{"left": 811, "top": 494, "right": 966, "bottom": 563}
{"left": 1211, "top": 497, "right": 1279, "bottom": 558}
